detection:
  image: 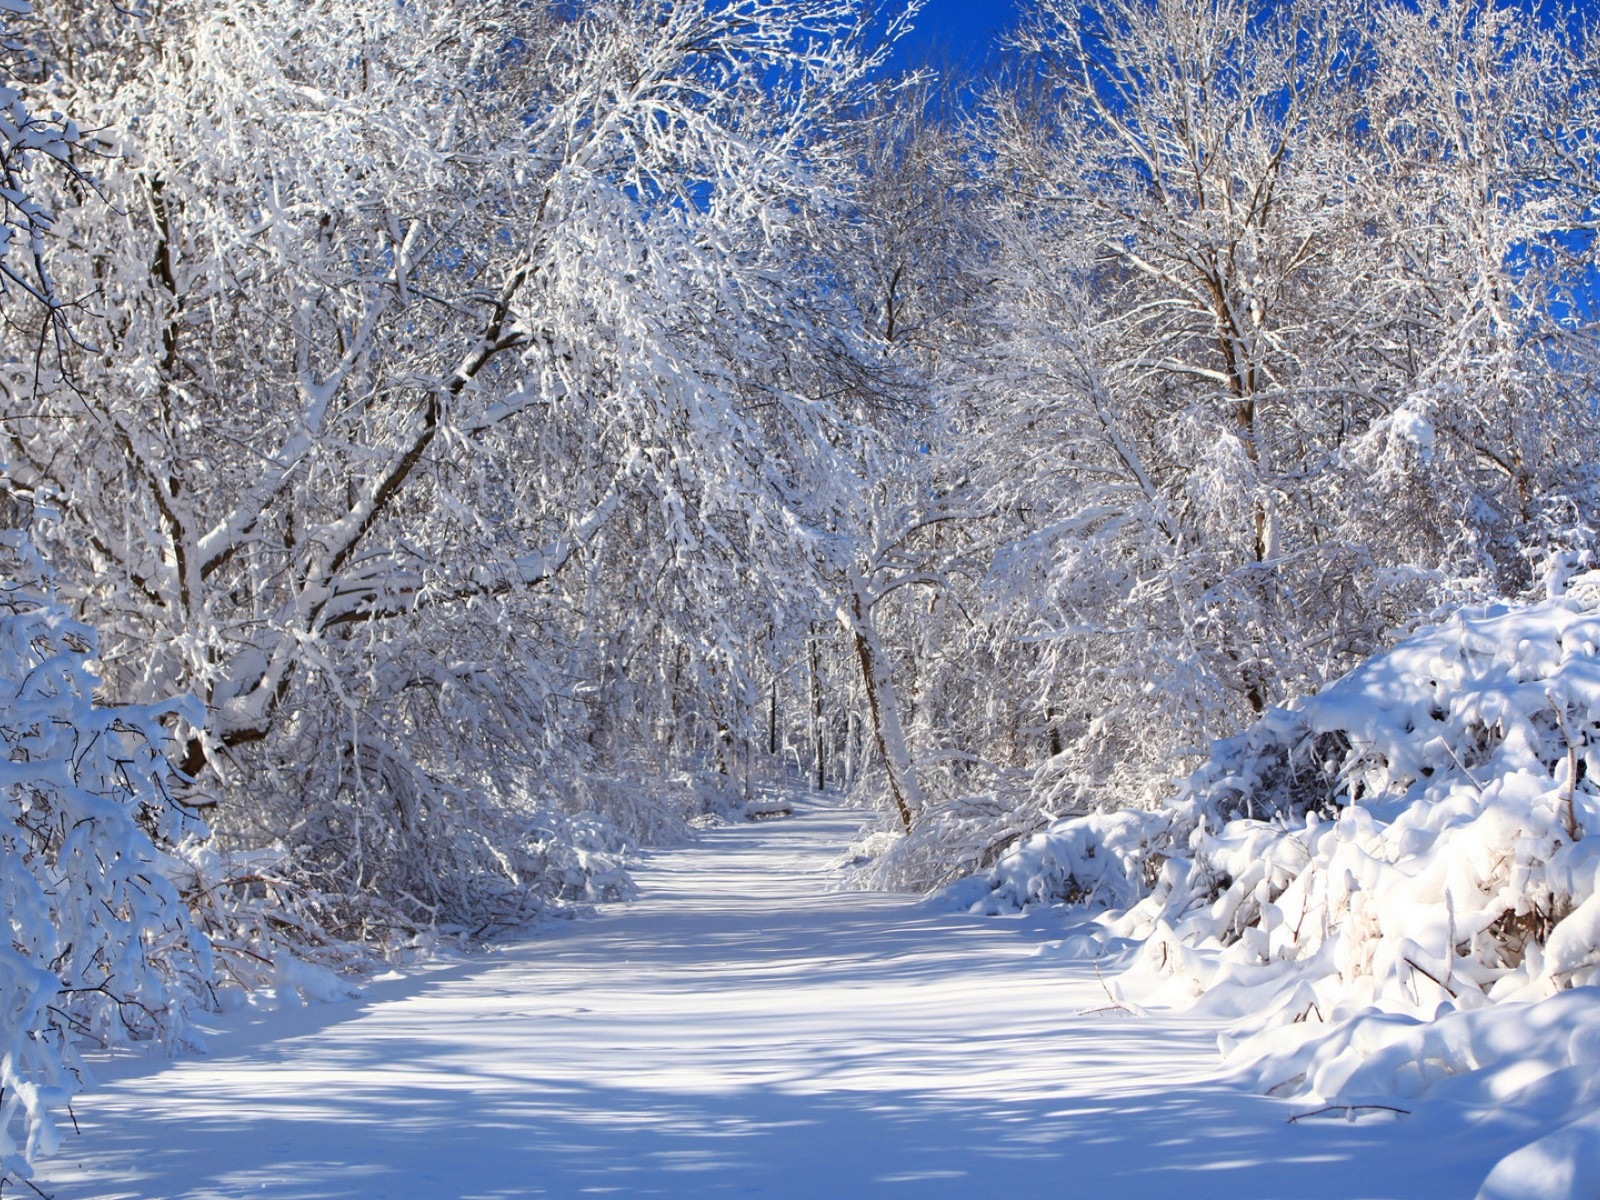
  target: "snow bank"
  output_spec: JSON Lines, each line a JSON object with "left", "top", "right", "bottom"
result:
{"left": 946, "top": 571, "right": 1600, "bottom": 1197}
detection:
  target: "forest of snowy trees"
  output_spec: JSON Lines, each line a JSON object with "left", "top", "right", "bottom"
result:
{"left": 3, "top": 0, "right": 1599, "bottom": 1181}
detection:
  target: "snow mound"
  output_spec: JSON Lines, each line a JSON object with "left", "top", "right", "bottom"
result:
{"left": 948, "top": 572, "right": 1600, "bottom": 1197}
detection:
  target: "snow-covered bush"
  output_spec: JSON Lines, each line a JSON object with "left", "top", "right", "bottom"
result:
{"left": 169, "top": 841, "right": 374, "bottom": 1002}
{"left": 0, "top": 498, "right": 212, "bottom": 1183}
{"left": 1131, "top": 571, "right": 1600, "bottom": 1016}
{"left": 839, "top": 789, "right": 1052, "bottom": 893}
{"left": 963, "top": 571, "right": 1600, "bottom": 1006}
{"left": 936, "top": 806, "right": 1171, "bottom": 914}
{"left": 948, "top": 572, "right": 1600, "bottom": 1194}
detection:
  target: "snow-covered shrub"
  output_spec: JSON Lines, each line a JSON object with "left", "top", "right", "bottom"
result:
{"left": 962, "top": 572, "right": 1600, "bottom": 1010}
{"left": 169, "top": 841, "right": 370, "bottom": 1004}
{"left": 215, "top": 726, "right": 640, "bottom": 940}
{"left": 1118, "top": 572, "right": 1600, "bottom": 1017}
{"left": 949, "top": 573, "right": 1600, "bottom": 1193}
{"left": 570, "top": 764, "right": 750, "bottom": 846}
{"left": 936, "top": 807, "right": 1171, "bottom": 914}
{"left": 952, "top": 570, "right": 1600, "bottom": 1189}
{"left": 0, "top": 503, "right": 212, "bottom": 1183}
{"left": 839, "top": 789, "right": 1053, "bottom": 893}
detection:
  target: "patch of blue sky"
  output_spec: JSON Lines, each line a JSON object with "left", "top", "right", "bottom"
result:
{"left": 890, "top": 0, "right": 1021, "bottom": 71}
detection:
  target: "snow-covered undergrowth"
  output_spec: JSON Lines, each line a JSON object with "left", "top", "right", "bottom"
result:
{"left": 0, "top": 515, "right": 371, "bottom": 1185}
{"left": 0, "top": 521, "right": 213, "bottom": 1180}
{"left": 838, "top": 787, "right": 1050, "bottom": 892}
{"left": 0, "top": 504, "right": 752, "bottom": 1182}
{"left": 573, "top": 764, "right": 750, "bottom": 846}
{"left": 944, "top": 571, "right": 1600, "bottom": 1198}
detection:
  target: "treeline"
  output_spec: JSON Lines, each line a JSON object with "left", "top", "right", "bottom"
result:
{"left": 831, "top": 0, "right": 1600, "bottom": 884}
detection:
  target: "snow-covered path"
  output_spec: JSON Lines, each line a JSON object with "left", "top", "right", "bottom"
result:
{"left": 42, "top": 794, "right": 1523, "bottom": 1198}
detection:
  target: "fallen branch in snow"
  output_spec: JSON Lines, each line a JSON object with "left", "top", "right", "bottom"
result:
{"left": 1078, "top": 961, "right": 1137, "bottom": 1017}
{"left": 8, "top": 1170, "right": 56, "bottom": 1199}
{"left": 1287, "top": 1104, "right": 1411, "bottom": 1124}
{"left": 745, "top": 798, "right": 794, "bottom": 820}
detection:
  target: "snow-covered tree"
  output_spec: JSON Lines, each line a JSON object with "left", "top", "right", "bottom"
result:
{"left": 829, "top": 0, "right": 1599, "bottom": 887}
{"left": 958, "top": 0, "right": 1598, "bottom": 824}
{"left": 983, "top": 0, "right": 1383, "bottom": 709}
{"left": 1336, "top": 0, "right": 1600, "bottom": 590}
{"left": 0, "top": 0, "right": 906, "bottom": 927}
{"left": 0, "top": 0, "right": 79, "bottom": 332}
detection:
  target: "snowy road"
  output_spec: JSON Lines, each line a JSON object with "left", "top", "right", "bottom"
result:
{"left": 41, "top": 794, "right": 1525, "bottom": 1198}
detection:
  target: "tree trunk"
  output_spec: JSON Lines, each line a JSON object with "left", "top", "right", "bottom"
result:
{"left": 808, "top": 632, "right": 825, "bottom": 792}
{"left": 839, "top": 573, "right": 923, "bottom": 832}
{"left": 768, "top": 676, "right": 778, "bottom": 757}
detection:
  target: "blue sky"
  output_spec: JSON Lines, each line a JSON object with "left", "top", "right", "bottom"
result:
{"left": 892, "top": 0, "right": 1021, "bottom": 70}
{"left": 894, "top": 0, "right": 1600, "bottom": 64}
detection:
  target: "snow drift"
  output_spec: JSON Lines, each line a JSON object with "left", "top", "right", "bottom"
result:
{"left": 946, "top": 570, "right": 1600, "bottom": 1199}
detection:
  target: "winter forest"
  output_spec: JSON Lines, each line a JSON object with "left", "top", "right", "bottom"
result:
{"left": 4, "top": 0, "right": 1600, "bottom": 1193}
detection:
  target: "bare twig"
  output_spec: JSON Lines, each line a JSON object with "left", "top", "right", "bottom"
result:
{"left": 1291, "top": 999, "right": 1324, "bottom": 1023}
{"left": 1077, "top": 960, "right": 1136, "bottom": 1016}
{"left": 1403, "top": 954, "right": 1457, "bottom": 999}
{"left": 1552, "top": 703, "right": 1584, "bottom": 842}
{"left": 1288, "top": 1103, "right": 1410, "bottom": 1123}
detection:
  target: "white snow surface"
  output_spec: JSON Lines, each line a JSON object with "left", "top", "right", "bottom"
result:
{"left": 37, "top": 793, "right": 1546, "bottom": 1199}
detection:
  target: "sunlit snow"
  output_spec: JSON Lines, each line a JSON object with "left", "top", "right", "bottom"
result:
{"left": 39, "top": 795, "right": 1538, "bottom": 1199}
